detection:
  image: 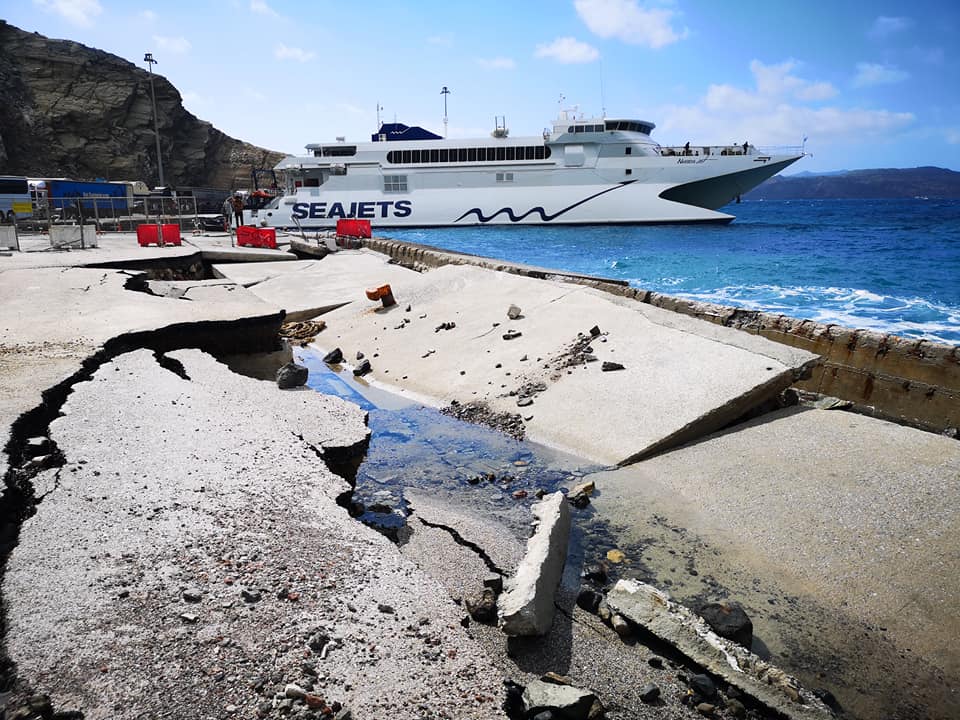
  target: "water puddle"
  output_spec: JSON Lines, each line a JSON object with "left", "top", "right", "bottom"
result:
{"left": 297, "top": 348, "right": 602, "bottom": 543}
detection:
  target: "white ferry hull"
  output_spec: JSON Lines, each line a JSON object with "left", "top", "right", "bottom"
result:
{"left": 250, "top": 156, "right": 798, "bottom": 229}
{"left": 252, "top": 114, "right": 802, "bottom": 228}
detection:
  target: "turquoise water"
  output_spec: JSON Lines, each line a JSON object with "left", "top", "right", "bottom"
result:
{"left": 387, "top": 198, "right": 960, "bottom": 345}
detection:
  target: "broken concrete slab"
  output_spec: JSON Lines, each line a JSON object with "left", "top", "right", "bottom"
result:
{"left": 606, "top": 579, "right": 832, "bottom": 719}
{"left": 4, "top": 348, "right": 507, "bottom": 719}
{"left": 498, "top": 491, "right": 571, "bottom": 636}
{"left": 212, "top": 250, "right": 419, "bottom": 321}
{"left": 311, "top": 263, "right": 818, "bottom": 465}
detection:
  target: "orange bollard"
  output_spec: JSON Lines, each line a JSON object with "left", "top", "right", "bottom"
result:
{"left": 365, "top": 284, "right": 396, "bottom": 308}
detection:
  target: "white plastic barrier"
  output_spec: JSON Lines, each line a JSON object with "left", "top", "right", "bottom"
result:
{"left": 49, "top": 225, "right": 83, "bottom": 248}
{"left": 0, "top": 225, "right": 17, "bottom": 250}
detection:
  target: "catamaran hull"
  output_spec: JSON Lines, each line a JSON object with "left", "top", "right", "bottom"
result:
{"left": 248, "top": 155, "right": 800, "bottom": 230}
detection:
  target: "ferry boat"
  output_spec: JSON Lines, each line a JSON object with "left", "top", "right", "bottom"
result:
{"left": 248, "top": 111, "right": 803, "bottom": 229}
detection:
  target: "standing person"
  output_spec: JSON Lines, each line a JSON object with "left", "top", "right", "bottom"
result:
{"left": 230, "top": 194, "right": 245, "bottom": 227}
{"left": 742, "top": 141, "right": 749, "bottom": 155}
{"left": 221, "top": 195, "right": 233, "bottom": 230}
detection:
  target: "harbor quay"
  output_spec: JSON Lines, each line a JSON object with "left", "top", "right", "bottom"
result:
{"left": 0, "top": 232, "right": 957, "bottom": 719}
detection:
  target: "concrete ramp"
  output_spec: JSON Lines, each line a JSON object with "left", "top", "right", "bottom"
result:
{"left": 213, "top": 250, "right": 417, "bottom": 320}
{"left": 301, "top": 262, "right": 817, "bottom": 465}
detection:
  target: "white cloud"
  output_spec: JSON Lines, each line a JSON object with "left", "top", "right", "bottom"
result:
{"left": 946, "top": 129, "right": 960, "bottom": 145}
{"left": 655, "top": 59, "right": 913, "bottom": 148}
{"left": 139, "top": 10, "right": 157, "bottom": 23}
{"left": 32, "top": 0, "right": 102, "bottom": 27}
{"left": 275, "top": 44, "right": 316, "bottom": 63}
{"left": 706, "top": 60, "right": 837, "bottom": 110}
{"left": 574, "top": 0, "right": 688, "bottom": 49}
{"left": 153, "top": 35, "right": 192, "bottom": 54}
{"left": 250, "top": 0, "right": 278, "bottom": 17}
{"left": 868, "top": 16, "right": 912, "bottom": 39}
{"left": 535, "top": 37, "right": 599, "bottom": 64}
{"left": 244, "top": 89, "right": 266, "bottom": 102}
{"left": 477, "top": 57, "right": 516, "bottom": 70}
{"left": 853, "top": 62, "right": 909, "bottom": 87}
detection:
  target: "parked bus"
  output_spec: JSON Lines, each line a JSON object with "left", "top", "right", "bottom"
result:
{"left": 28, "top": 178, "right": 132, "bottom": 219}
{"left": 0, "top": 175, "right": 32, "bottom": 222}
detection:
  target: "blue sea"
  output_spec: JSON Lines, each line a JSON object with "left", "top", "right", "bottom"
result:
{"left": 387, "top": 198, "right": 960, "bottom": 346}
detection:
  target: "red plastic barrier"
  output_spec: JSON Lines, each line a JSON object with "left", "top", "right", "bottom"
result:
{"left": 336, "top": 219, "right": 371, "bottom": 238}
{"left": 236, "top": 225, "right": 259, "bottom": 247}
{"left": 257, "top": 227, "right": 277, "bottom": 249}
{"left": 161, "top": 224, "right": 181, "bottom": 246}
{"left": 136, "top": 223, "right": 159, "bottom": 246}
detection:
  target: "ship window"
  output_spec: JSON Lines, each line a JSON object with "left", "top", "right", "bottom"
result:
{"left": 304, "top": 178, "right": 320, "bottom": 187}
{"left": 574, "top": 125, "right": 584, "bottom": 133}
{"left": 383, "top": 175, "right": 407, "bottom": 192}
{"left": 568, "top": 126, "right": 575, "bottom": 133}
{"left": 467, "top": 148, "right": 477, "bottom": 162}
{"left": 625, "top": 169, "right": 632, "bottom": 175}
{"left": 402, "top": 150, "right": 411, "bottom": 163}
{"left": 496, "top": 172, "right": 514, "bottom": 183}
{"left": 410, "top": 150, "right": 420, "bottom": 163}
{"left": 496, "top": 147, "right": 506, "bottom": 161}
{"left": 387, "top": 151, "right": 397, "bottom": 163}
{"left": 439, "top": 149, "right": 449, "bottom": 162}
{"left": 322, "top": 145, "right": 357, "bottom": 157}
{"left": 506, "top": 147, "right": 515, "bottom": 161}
{"left": 534, "top": 146, "right": 545, "bottom": 160}
{"left": 429, "top": 149, "right": 439, "bottom": 163}
{"left": 458, "top": 148, "right": 467, "bottom": 162}
{"left": 479, "top": 148, "right": 488, "bottom": 161}
{"left": 625, "top": 147, "right": 632, "bottom": 155}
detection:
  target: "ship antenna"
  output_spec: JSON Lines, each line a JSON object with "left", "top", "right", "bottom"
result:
{"left": 599, "top": 60, "right": 606, "bottom": 119}
{"left": 376, "top": 102, "right": 383, "bottom": 130}
{"left": 441, "top": 86, "right": 451, "bottom": 138}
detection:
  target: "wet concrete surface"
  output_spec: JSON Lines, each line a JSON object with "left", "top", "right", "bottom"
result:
{"left": 298, "top": 346, "right": 959, "bottom": 720}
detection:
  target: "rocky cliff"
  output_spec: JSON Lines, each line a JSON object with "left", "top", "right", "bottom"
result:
{"left": 0, "top": 21, "right": 284, "bottom": 189}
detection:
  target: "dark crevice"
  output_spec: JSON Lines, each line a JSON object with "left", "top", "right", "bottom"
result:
{"left": 153, "top": 351, "right": 191, "bottom": 380}
{"left": 0, "top": 311, "right": 285, "bottom": 701}
{"left": 415, "top": 516, "right": 506, "bottom": 576}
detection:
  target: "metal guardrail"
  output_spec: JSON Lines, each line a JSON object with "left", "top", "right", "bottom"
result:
{"left": 660, "top": 144, "right": 804, "bottom": 158}
{"left": 5, "top": 194, "right": 226, "bottom": 250}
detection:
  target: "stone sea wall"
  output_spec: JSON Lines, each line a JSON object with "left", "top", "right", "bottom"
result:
{"left": 364, "top": 237, "right": 960, "bottom": 435}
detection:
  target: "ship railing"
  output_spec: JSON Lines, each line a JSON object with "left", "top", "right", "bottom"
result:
{"left": 660, "top": 144, "right": 804, "bottom": 158}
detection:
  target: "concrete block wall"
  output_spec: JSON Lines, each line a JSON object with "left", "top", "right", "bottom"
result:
{"left": 363, "top": 237, "right": 959, "bottom": 434}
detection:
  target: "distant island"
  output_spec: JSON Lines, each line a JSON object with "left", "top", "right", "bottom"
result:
{"left": 746, "top": 166, "right": 960, "bottom": 200}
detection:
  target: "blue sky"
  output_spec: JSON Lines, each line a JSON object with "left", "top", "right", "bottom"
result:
{"left": 8, "top": 0, "right": 960, "bottom": 173}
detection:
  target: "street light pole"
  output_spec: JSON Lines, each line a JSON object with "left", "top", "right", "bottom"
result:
{"left": 144, "top": 52, "right": 165, "bottom": 188}
{"left": 441, "top": 86, "right": 450, "bottom": 139}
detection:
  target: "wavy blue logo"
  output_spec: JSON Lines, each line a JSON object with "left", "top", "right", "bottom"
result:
{"left": 454, "top": 181, "right": 635, "bottom": 223}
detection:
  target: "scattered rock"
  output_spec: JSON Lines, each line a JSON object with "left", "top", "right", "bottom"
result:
{"left": 276, "top": 362, "right": 309, "bottom": 389}
{"left": 725, "top": 698, "right": 747, "bottom": 718}
{"left": 377, "top": 603, "right": 395, "bottom": 614}
{"left": 639, "top": 683, "right": 660, "bottom": 703}
{"left": 522, "top": 679, "right": 597, "bottom": 720}
{"left": 356, "top": 351, "right": 365, "bottom": 360}
{"left": 285, "top": 683, "right": 308, "bottom": 700}
{"left": 435, "top": 321, "right": 456, "bottom": 332}
{"left": 465, "top": 588, "right": 498, "bottom": 623}
{"left": 541, "top": 672, "right": 572, "bottom": 686}
{"left": 697, "top": 599, "right": 753, "bottom": 648}
{"left": 696, "top": 702, "right": 716, "bottom": 716}
{"left": 576, "top": 588, "right": 603, "bottom": 614}
{"left": 181, "top": 588, "right": 203, "bottom": 603}
{"left": 589, "top": 325, "right": 601, "bottom": 337}
{"left": 610, "top": 613, "right": 631, "bottom": 638}
{"left": 502, "top": 330, "right": 522, "bottom": 340}
{"left": 647, "top": 656, "right": 664, "bottom": 669}
{"left": 582, "top": 562, "right": 607, "bottom": 584}
{"left": 517, "top": 397, "right": 533, "bottom": 407}
{"left": 353, "top": 359, "right": 372, "bottom": 377}
{"left": 508, "top": 304, "right": 522, "bottom": 319}
{"left": 601, "top": 361, "right": 625, "bottom": 372}
{"left": 689, "top": 674, "right": 717, "bottom": 699}
{"left": 323, "top": 347, "right": 344, "bottom": 364}
{"left": 241, "top": 588, "right": 262, "bottom": 603}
